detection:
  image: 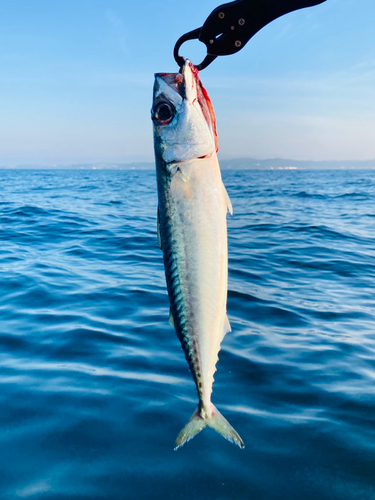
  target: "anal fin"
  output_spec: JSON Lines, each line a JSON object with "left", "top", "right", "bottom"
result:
{"left": 224, "top": 314, "right": 231, "bottom": 334}
{"left": 220, "top": 314, "right": 231, "bottom": 342}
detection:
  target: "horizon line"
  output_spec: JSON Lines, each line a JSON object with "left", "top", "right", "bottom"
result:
{"left": 1, "top": 157, "right": 375, "bottom": 170}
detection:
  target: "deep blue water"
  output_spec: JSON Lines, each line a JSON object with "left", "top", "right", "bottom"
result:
{"left": 1, "top": 168, "right": 375, "bottom": 499}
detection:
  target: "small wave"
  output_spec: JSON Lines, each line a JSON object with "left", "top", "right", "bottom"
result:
{"left": 0, "top": 169, "right": 374, "bottom": 498}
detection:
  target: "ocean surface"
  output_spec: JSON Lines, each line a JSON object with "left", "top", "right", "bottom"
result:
{"left": 0, "top": 168, "right": 375, "bottom": 500}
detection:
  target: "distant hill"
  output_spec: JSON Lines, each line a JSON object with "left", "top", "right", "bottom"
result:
{"left": 2, "top": 158, "right": 375, "bottom": 170}
{"left": 218, "top": 158, "right": 375, "bottom": 170}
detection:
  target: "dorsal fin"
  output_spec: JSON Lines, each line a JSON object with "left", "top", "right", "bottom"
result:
{"left": 157, "top": 207, "right": 162, "bottom": 249}
{"left": 169, "top": 308, "right": 175, "bottom": 329}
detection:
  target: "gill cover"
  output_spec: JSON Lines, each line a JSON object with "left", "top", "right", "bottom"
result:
{"left": 152, "top": 60, "right": 218, "bottom": 164}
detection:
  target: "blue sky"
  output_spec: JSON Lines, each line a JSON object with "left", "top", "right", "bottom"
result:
{"left": 0, "top": 0, "right": 374, "bottom": 165}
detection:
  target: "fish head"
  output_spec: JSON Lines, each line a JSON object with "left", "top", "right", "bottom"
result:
{"left": 152, "top": 60, "right": 218, "bottom": 164}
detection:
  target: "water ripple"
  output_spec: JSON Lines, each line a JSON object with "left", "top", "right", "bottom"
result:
{"left": 0, "top": 169, "right": 375, "bottom": 499}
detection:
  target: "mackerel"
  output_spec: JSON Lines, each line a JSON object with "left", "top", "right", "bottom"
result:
{"left": 152, "top": 60, "right": 244, "bottom": 449}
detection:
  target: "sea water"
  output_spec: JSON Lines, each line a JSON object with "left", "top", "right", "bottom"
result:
{"left": 0, "top": 168, "right": 375, "bottom": 499}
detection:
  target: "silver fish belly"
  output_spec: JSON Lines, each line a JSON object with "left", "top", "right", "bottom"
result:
{"left": 152, "top": 60, "right": 244, "bottom": 449}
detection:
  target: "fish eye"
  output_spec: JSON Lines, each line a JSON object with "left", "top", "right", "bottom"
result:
{"left": 153, "top": 101, "right": 175, "bottom": 123}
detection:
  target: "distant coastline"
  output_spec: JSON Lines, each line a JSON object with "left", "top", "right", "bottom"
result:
{"left": 1, "top": 158, "right": 375, "bottom": 170}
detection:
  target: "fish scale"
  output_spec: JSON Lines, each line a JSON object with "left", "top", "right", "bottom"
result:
{"left": 159, "top": 175, "right": 202, "bottom": 392}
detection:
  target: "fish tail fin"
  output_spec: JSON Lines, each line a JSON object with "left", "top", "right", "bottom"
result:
{"left": 174, "top": 403, "right": 244, "bottom": 450}
{"left": 207, "top": 403, "right": 245, "bottom": 448}
{"left": 174, "top": 406, "right": 208, "bottom": 450}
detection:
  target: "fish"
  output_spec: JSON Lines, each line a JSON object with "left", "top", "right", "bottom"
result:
{"left": 152, "top": 60, "right": 244, "bottom": 450}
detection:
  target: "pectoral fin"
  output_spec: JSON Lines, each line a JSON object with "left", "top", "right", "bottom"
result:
{"left": 170, "top": 170, "right": 193, "bottom": 201}
{"left": 223, "top": 184, "right": 233, "bottom": 215}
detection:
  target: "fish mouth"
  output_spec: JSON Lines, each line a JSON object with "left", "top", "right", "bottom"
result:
{"left": 153, "top": 61, "right": 218, "bottom": 163}
{"left": 155, "top": 73, "right": 186, "bottom": 99}
{"left": 155, "top": 62, "right": 218, "bottom": 151}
